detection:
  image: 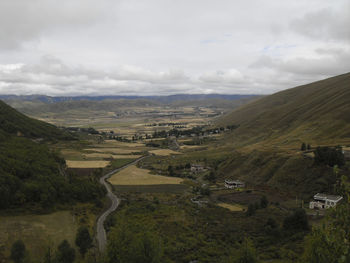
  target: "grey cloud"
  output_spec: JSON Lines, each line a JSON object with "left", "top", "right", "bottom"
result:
{"left": 290, "top": 5, "right": 350, "bottom": 42}
{"left": 0, "top": 0, "right": 116, "bottom": 49}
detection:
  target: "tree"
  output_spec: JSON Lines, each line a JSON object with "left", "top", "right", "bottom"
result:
{"left": 167, "top": 165, "right": 174, "bottom": 176}
{"left": 246, "top": 204, "right": 256, "bottom": 216}
{"left": 56, "top": 240, "right": 75, "bottom": 263}
{"left": 260, "top": 196, "right": 268, "bottom": 208}
{"left": 283, "top": 208, "right": 309, "bottom": 231}
{"left": 301, "top": 143, "right": 306, "bottom": 151}
{"left": 205, "top": 171, "right": 216, "bottom": 183}
{"left": 10, "top": 240, "right": 26, "bottom": 263}
{"left": 107, "top": 223, "right": 163, "bottom": 263}
{"left": 75, "top": 226, "right": 93, "bottom": 257}
{"left": 314, "top": 146, "right": 345, "bottom": 167}
{"left": 229, "top": 238, "right": 259, "bottom": 263}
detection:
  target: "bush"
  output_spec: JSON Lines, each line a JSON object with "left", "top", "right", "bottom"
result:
{"left": 10, "top": 240, "right": 26, "bottom": 263}
{"left": 283, "top": 208, "right": 309, "bottom": 232}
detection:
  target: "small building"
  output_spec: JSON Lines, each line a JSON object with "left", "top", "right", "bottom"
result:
{"left": 225, "top": 179, "right": 245, "bottom": 189}
{"left": 309, "top": 193, "right": 343, "bottom": 209}
{"left": 191, "top": 164, "right": 204, "bottom": 173}
{"left": 342, "top": 149, "right": 350, "bottom": 160}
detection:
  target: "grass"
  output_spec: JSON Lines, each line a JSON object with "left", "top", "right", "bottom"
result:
{"left": 149, "top": 149, "right": 182, "bottom": 156}
{"left": 0, "top": 211, "right": 78, "bottom": 261}
{"left": 108, "top": 165, "right": 183, "bottom": 185}
{"left": 66, "top": 160, "right": 110, "bottom": 168}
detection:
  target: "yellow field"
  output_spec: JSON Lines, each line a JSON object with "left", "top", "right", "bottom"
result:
{"left": 149, "top": 149, "right": 182, "bottom": 156}
{"left": 108, "top": 165, "right": 183, "bottom": 185}
{"left": 85, "top": 148, "right": 138, "bottom": 154}
{"left": 217, "top": 203, "right": 245, "bottom": 212}
{"left": 97, "top": 140, "right": 145, "bottom": 147}
{"left": 0, "top": 211, "right": 77, "bottom": 260}
{"left": 180, "top": 145, "right": 204, "bottom": 150}
{"left": 83, "top": 153, "right": 141, "bottom": 159}
{"left": 66, "top": 160, "right": 110, "bottom": 168}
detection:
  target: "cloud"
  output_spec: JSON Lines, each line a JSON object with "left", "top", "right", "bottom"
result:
{"left": 0, "top": 1, "right": 349, "bottom": 96}
{"left": 251, "top": 47, "right": 350, "bottom": 77}
{"left": 290, "top": 5, "right": 350, "bottom": 42}
{"left": 0, "top": 0, "right": 115, "bottom": 49}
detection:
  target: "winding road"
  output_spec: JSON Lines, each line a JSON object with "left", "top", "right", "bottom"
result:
{"left": 96, "top": 156, "right": 146, "bottom": 251}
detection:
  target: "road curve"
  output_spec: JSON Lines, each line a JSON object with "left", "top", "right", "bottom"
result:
{"left": 96, "top": 156, "right": 146, "bottom": 251}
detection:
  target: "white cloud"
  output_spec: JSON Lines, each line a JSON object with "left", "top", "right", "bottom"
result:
{"left": 0, "top": 0, "right": 349, "bottom": 95}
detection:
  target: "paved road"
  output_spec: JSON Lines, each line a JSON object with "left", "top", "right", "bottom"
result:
{"left": 96, "top": 156, "right": 146, "bottom": 251}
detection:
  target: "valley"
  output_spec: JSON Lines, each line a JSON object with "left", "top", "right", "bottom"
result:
{"left": 0, "top": 74, "right": 349, "bottom": 262}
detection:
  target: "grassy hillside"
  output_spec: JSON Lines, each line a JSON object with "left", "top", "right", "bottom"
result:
{"left": 0, "top": 101, "right": 104, "bottom": 210}
{"left": 0, "top": 100, "right": 72, "bottom": 140}
{"left": 218, "top": 73, "right": 350, "bottom": 147}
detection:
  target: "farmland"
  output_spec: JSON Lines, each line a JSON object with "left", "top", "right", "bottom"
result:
{"left": 107, "top": 165, "right": 183, "bottom": 185}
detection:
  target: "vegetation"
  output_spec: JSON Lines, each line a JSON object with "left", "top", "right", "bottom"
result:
{"left": 301, "top": 176, "right": 350, "bottom": 262}
{"left": 218, "top": 73, "right": 350, "bottom": 146}
{"left": 10, "top": 240, "right": 26, "bottom": 263}
{"left": 75, "top": 226, "right": 93, "bottom": 257}
{"left": 0, "top": 100, "right": 73, "bottom": 140}
{"left": 283, "top": 208, "right": 309, "bottom": 232}
{"left": 314, "top": 146, "right": 345, "bottom": 167}
{"left": 56, "top": 240, "right": 75, "bottom": 263}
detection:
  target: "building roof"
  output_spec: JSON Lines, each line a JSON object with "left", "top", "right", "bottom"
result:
{"left": 314, "top": 193, "right": 343, "bottom": 202}
{"left": 225, "top": 179, "right": 244, "bottom": 184}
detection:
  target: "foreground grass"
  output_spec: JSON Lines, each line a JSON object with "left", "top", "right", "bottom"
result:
{"left": 0, "top": 211, "right": 77, "bottom": 261}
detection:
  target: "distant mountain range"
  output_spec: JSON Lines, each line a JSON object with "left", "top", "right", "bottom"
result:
{"left": 0, "top": 94, "right": 259, "bottom": 104}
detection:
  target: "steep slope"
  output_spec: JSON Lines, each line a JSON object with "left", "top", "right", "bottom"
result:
{"left": 0, "top": 100, "right": 72, "bottom": 140}
{"left": 0, "top": 101, "right": 103, "bottom": 210}
{"left": 218, "top": 73, "right": 350, "bottom": 147}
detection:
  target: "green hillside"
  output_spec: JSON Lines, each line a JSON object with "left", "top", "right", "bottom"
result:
{"left": 0, "top": 100, "right": 72, "bottom": 140}
{"left": 0, "top": 101, "right": 104, "bottom": 210}
{"left": 218, "top": 72, "right": 350, "bottom": 147}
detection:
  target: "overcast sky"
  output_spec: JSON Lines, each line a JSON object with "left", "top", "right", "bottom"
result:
{"left": 0, "top": 0, "right": 349, "bottom": 96}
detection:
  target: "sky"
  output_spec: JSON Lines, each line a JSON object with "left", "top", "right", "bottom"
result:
{"left": 0, "top": 0, "right": 349, "bottom": 96}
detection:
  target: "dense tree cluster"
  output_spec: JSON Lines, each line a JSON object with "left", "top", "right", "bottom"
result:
{"left": 314, "top": 146, "right": 345, "bottom": 167}
{"left": 0, "top": 136, "right": 105, "bottom": 209}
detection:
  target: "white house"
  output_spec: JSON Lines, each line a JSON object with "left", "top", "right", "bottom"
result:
{"left": 224, "top": 179, "right": 245, "bottom": 189}
{"left": 309, "top": 193, "right": 343, "bottom": 209}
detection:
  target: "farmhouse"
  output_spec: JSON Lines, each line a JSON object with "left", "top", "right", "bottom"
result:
{"left": 309, "top": 193, "right": 343, "bottom": 209}
{"left": 225, "top": 179, "right": 245, "bottom": 189}
{"left": 191, "top": 164, "right": 205, "bottom": 173}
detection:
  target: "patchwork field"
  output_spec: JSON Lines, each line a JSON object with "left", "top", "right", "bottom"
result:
{"left": 85, "top": 148, "right": 139, "bottom": 154}
{"left": 149, "top": 149, "right": 182, "bottom": 156}
{"left": 108, "top": 165, "right": 183, "bottom": 185}
{"left": 83, "top": 153, "right": 142, "bottom": 159}
{"left": 0, "top": 211, "right": 77, "bottom": 261}
{"left": 66, "top": 160, "right": 110, "bottom": 168}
